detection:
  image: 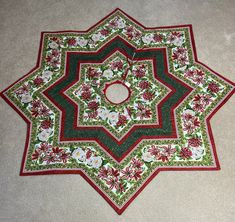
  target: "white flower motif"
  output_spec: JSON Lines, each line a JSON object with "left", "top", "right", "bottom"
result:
{"left": 77, "top": 38, "right": 88, "bottom": 47}
{"left": 41, "top": 70, "right": 53, "bottom": 81}
{"left": 92, "top": 33, "right": 102, "bottom": 42}
{"left": 72, "top": 148, "right": 86, "bottom": 162}
{"left": 44, "top": 128, "right": 53, "bottom": 134}
{"left": 92, "top": 156, "right": 102, "bottom": 169}
{"left": 90, "top": 156, "right": 102, "bottom": 169}
{"left": 108, "top": 111, "right": 119, "bottom": 125}
{"left": 117, "top": 19, "right": 126, "bottom": 29}
{"left": 184, "top": 109, "right": 195, "bottom": 116}
{"left": 97, "top": 108, "right": 109, "bottom": 120}
{"left": 173, "top": 37, "right": 184, "bottom": 46}
{"left": 49, "top": 41, "right": 59, "bottom": 49}
{"left": 103, "top": 69, "right": 113, "bottom": 79}
{"left": 142, "top": 34, "right": 154, "bottom": 44}
{"left": 21, "top": 93, "right": 33, "bottom": 103}
{"left": 191, "top": 147, "right": 204, "bottom": 160}
{"left": 142, "top": 152, "right": 154, "bottom": 162}
{"left": 38, "top": 130, "right": 51, "bottom": 141}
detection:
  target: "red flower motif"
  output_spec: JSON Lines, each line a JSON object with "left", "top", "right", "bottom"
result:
{"left": 32, "top": 150, "right": 40, "bottom": 160}
{"left": 31, "top": 108, "right": 40, "bottom": 117}
{"left": 45, "top": 55, "right": 60, "bottom": 67}
{"left": 183, "top": 113, "right": 194, "bottom": 122}
{"left": 136, "top": 103, "right": 152, "bottom": 119}
{"left": 50, "top": 37, "right": 60, "bottom": 43}
{"left": 182, "top": 113, "right": 200, "bottom": 133}
{"left": 143, "top": 91, "right": 154, "bottom": 101}
{"left": 81, "top": 91, "right": 91, "bottom": 100}
{"left": 148, "top": 145, "right": 160, "bottom": 157}
{"left": 33, "top": 76, "right": 44, "bottom": 86}
{"left": 60, "top": 152, "right": 70, "bottom": 163}
{"left": 172, "top": 52, "right": 180, "bottom": 60}
{"left": 39, "top": 106, "right": 50, "bottom": 117}
{"left": 126, "top": 106, "right": 133, "bottom": 117}
{"left": 139, "top": 80, "right": 150, "bottom": 89}
{"left": 180, "top": 147, "right": 192, "bottom": 159}
{"left": 172, "top": 47, "right": 188, "bottom": 65}
{"left": 183, "top": 123, "right": 195, "bottom": 134}
{"left": 185, "top": 70, "right": 195, "bottom": 78}
{"left": 208, "top": 82, "right": 220, "bottom": 93}
{"left": 52, "top": 147, "right": 63, "bottom": 154}
{"left": 158, "top": 155, "right": 169, "bottom": 162}
{"left": 192, "top": 102, "right": 204, "bottom": 112}
{"left": 87, "top": 67, "right": 99, "bottom": 78}
{"left": 51, "top": 50, "right": 60, "bottom": 57}
{"left": 100, "top": 29, "right": 109, "bottom": 36}
{"left": 40, "top": 119, "right": 52, "bottom": 129}
{"left": 30, "top": 101, "right": 50, "bottom": 117}
{"left": 171, "top": 31, "right": 182, "bottom": 37}
{"left": 194, "top": 76, "right": 204, "bottom": 85}
{"left": 131, "top": 158, "right": 143, "bottom": 169}
{"left": 168, "top": 35, "right": 176, "bottom": 42}
{"left": 67, "top": 38, "right": 77, "bottom": 46}
{"left": 81, "top": 84, "right": 91, "bottom": 91}
{"left": 126, "top": 27, "right": 134, "bottom": 39}
{"left": 116, "top": 115, "right": 127, "bottom": 126}
{"left": 88, "top": 111, "right": 98, "bottom": 119}
{"left": 126, "top": 26, "right": 134, "bottom": 33}
{"left": 106, "top": 178, "right": 119, "bottom": 190}
{"left": 196, "top": 70, "right": 204, "bottom": 77}
{"left": 109, "top": 20, "right": 118, "bottom": 28}
{"left": 121, "top": 166, "right": 133, "bottom": 180}
{"left": 193, "top": 94, "right": 202, "bottom": 102}
{"left": 38, "top": 142, "right": 51, "bottom": 152}
{"left": 153, "top": 34, "right": 163, "bottom": 42}
{"left": 135, "top": 31, "right": 142, "bottom": 39}
{"left": 133, "top": 67, "right": 145, "bottom": 78}
{"left": 118, "top": 182, "right": 126, "bottom": 193}
{"left": 125, "top": 26, "right": 141, "bottom": 39}
{"left": 98, "top": 167, "right": 109, "bottom": 179}
{"left": 188, "top": 138, "right": 202, "bottom": 147}
{"left": 132, "top": 169, "right": 142, "bottom": 181}
{"left": 15, "top": 84, "right": 31, "bottom": 95}
{"left": 163, "top": 145, "right": 176, "bottom": 156}
{"left": 86, "top": 149, "right": 92, "bottom": 159}
{"left": 44, "top": 153, "right": 56, "bottom": 164}
{"left": 111, "top": 60, "right": 123, "bottom": 70}
{"left": 193, "top": 117, "right": 200, "bottom": 127}
{"left": 31, "top": 100, "right": 41, "bottom": 109}
{"left": 109, "top": 168, "right": 120, "bottom": 178}
{"left": 88, "top": 101, "right": 99, "bottom": 110}
{"left": 176, "top": 48, "right": 186, "bottom": 54}
{"left": 178, "top": 56, "right": 188, "bottom": 65}
{"left": 201, "top": 94, "right": 213, "bottom": 106}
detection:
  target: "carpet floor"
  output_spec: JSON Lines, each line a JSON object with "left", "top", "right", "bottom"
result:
{"left": 0, "top": 0, "right": 234, "bottom": 221}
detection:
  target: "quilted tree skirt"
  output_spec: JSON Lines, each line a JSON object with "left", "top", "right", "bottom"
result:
{"left": 1, "top": 9, "right": 234, "bottom": 214}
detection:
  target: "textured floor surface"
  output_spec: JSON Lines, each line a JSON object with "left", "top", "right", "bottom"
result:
{"left": 0, "top": 0, "right": 235, "bottom": 221}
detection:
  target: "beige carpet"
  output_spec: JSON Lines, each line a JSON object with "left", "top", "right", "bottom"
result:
{"left": 0, "top": 0, "right": 235, "bottom": 221}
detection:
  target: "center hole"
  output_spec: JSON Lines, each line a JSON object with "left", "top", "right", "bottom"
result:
{"left": 104, "top": 82, "right": 130, "bottom": 104}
